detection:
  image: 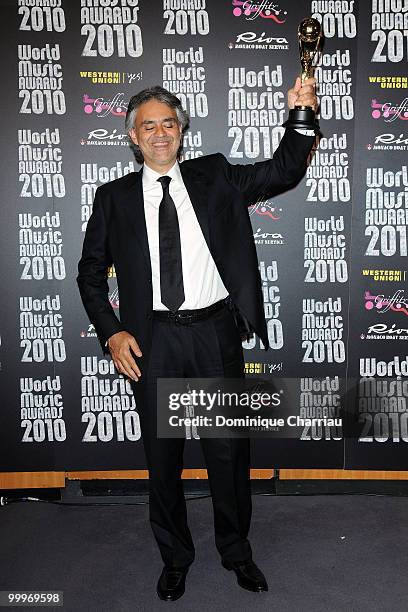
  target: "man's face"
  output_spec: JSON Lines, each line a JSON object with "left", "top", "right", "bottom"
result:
{"left": 129, "top": 99, "right": 183, "bottom": 173}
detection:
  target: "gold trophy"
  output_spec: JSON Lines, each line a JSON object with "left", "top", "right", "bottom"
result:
{"left": 283, "top": 17, "right": 322, "bottom": 134}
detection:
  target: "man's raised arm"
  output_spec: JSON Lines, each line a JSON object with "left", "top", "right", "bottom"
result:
{"left": 222, "top": 76, "right": 318, "bottom": 202}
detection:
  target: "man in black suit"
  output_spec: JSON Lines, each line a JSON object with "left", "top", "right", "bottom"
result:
{"left": 77, "top": 78, "right": 317, "bottom": 601}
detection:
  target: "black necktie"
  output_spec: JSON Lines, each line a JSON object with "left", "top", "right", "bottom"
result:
{"left": 157, "top": 175, "right": 185, "bottom": 312}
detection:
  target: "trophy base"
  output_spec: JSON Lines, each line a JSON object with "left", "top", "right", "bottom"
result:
{"left": 282, "top": 107, "right": 321, "bottom": 135}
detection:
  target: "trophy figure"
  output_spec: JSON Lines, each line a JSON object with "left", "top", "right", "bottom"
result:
{"left": 283, "top": 17, "right": 322, "bottom": 134}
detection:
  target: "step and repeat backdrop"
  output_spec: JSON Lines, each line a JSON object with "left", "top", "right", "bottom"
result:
{"left": 1, "top": 0, "right": 407, "bottom": 471}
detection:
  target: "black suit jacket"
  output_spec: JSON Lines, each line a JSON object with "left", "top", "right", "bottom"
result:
{"left": 77, "top": 128, "right": 314, "bottom": 372}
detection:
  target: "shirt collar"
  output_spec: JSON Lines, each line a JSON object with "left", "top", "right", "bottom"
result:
{"left": 142, "top": 161, "right": 182, "bottom": 192}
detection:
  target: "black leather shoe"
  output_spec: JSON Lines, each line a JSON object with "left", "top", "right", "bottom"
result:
{"left": 222, "top": 559, "right": 268, "bottom": 592}
{"left": 157, "top": 566, "right": 189, "bottom": 601}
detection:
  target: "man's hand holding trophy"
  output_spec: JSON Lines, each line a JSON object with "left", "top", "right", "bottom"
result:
{"left": 283, "top": 17, "right": 322, "bottom": 135}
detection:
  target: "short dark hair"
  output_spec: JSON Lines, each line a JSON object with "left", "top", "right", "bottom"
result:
{"left": 125, "top": 86, "right": 189, "bottom": 163}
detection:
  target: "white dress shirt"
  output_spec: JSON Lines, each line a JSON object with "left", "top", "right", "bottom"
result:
{"left": 142, "top": 161, "right": 229, "bottom": 310}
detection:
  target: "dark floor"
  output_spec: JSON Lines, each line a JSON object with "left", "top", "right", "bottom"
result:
{"left": 1, "top": 493, "right": 407, "bottom": 612}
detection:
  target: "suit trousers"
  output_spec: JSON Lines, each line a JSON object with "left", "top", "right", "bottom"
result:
{"left": 131, "top": 302, "right": 253, "bottom": 569}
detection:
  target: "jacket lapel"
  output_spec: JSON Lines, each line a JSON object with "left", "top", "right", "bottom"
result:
{"left": 120, "top": 162, "right": 211, "bottom": 273}
{"left": 121, "top": 168, "right": 152, "bottom": 274}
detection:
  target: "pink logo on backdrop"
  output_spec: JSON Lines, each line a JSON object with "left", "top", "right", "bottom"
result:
{"left": 249, "top": 198, "right": 281, "bottom": 220}
{"left": 83, "top": 93, "right": 128, "bottom": 117}
{"left": 371, "top": 98, "right": 408, "bottom": 122}
{"left": 364, "top": 290, "right": 408, "bottom": 316}
{"left": 232, "top": 0, "right": 287, "bottom": 22}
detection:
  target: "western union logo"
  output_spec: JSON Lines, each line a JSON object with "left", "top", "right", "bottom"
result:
{"left": 80, "top": 71, "right": 121, "bottom": 84}
{"left": 369, "top": 76, "right": 408, "bottom": 88}
{"left": 361, "top": 269, "right": 406, "bottom": 281}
